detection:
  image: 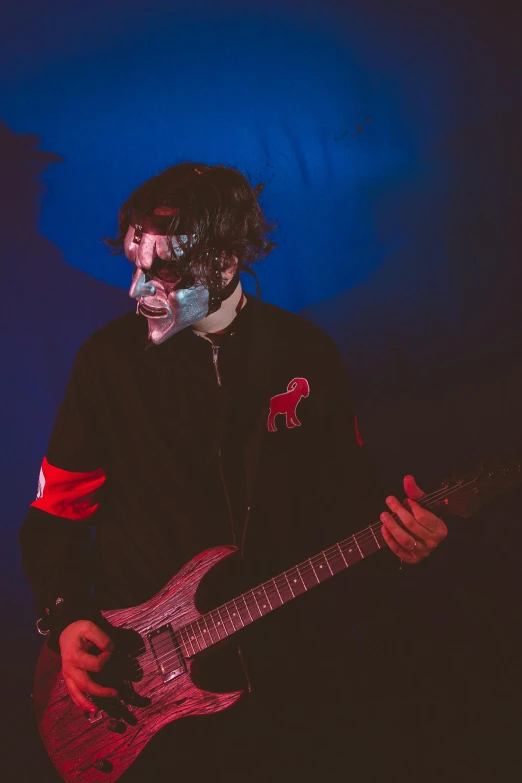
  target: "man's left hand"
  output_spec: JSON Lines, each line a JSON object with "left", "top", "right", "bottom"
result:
{"left": 380, "top": 475, "right": 448, "bottom": 564}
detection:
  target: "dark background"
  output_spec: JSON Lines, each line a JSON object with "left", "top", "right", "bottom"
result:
{"left": 2, "top": 0, "right": 521, "bottom": 779}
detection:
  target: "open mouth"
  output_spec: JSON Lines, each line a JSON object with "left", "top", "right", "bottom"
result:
{"left": 138, "top": 302, "right": 169, "bottom": 318}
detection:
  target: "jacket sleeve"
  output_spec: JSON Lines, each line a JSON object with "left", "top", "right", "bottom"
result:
{"left": 19, "top": 343, "right": 107, "bottom": 651}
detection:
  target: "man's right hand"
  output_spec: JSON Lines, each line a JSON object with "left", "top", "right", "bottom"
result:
{"left": 59, "top": 620, "right": 118, "bottom": 713}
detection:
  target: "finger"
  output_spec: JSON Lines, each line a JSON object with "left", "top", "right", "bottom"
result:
{"left": 383, "top": 496, "right": 426, "bottom": 539}
{"left": 65, "top": 676, "right": 98, "bottom": 713}
{"left": 71, "top": 649, "right": 112, "bottom": 673}
{"left": 403, "top": 475, "right": 425, "bottom": 500}
{"left": 80, "top": 623, "right": 114, "bottom": 654}
{"left": 380, "top": 524, "right": 419, "bottom": 562}
{"left": 406, "top": 498, "right": 448, "bottom": 537}
{"left": 68, "top": 667, "right": 118, "bottom": 699}
{"left": 380, "top": 513, "right": 420, "bottom": 553}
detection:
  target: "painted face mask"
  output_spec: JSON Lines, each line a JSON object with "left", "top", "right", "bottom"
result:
{"left": 124, "top": 209, "right": 239, "bottom": 345}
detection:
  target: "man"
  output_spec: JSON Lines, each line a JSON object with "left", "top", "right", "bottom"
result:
{"left": 20, "top": 162, "right": 447, "bottom": 780}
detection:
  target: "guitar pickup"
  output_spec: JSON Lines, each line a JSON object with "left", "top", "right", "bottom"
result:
{"left": 148, "top": 624, "right": 186, "bottom": 683}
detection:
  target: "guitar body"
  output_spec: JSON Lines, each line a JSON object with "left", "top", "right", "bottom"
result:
{"left": 33, "top": 546, "right": 243, "bottom": 783}
{"left": 33, "top": 459, "right": 521, "bottom": 782}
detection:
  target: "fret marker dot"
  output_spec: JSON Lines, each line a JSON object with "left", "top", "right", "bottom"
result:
{"left": 263, "top": 605, "right": 267, "bottom": 609}
{"left": 232, "top": 613, "right": 236, "bottom": 616}
{"left": 349, "top": 549, "right": 353, "bottom": 553}
{"left": 319, "top": 565, "right": 323, "bottom": 569}
{"left": 217, "top": 621, "right": 221, "bottom": 625}
{"left": 293, "top": 579, "right": 297, "bottom": 583}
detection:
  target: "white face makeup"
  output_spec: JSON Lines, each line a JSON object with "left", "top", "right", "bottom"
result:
{"left": 124, "top": 225, "right": 209, "bottom": 345}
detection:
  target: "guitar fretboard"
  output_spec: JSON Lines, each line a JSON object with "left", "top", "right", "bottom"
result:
{"left": 176, "top": 523, "right": 385, "bottom": 658}
{"left": 152, "top": 463, "right": 522, "bottom": 663}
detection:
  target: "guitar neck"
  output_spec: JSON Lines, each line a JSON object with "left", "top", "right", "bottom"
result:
{"left": 177, "top": 522, "right": 386, "bottom": 658}
{"left": 174, "top": 474, "right": 492, "bottom": 658}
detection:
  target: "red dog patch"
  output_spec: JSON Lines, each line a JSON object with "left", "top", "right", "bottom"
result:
{"left": 267, "top": 378, "right": 310, "bottom": 432}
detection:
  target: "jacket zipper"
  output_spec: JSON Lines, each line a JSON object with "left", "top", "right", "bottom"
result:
{"left": 211, "top": 341, "right": 252, "bottom": 693}
{"left": 212, "top": 345, "right": 234, "bottom": 541}
{"left": 212, "top": 345, "right": 222, "bottom": 386}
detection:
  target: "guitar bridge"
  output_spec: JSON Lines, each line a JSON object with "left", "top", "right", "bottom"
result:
{"left": 147, "top": 624, "right": 186, "bottom": 683}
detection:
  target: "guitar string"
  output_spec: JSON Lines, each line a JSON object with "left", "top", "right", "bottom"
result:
{"left": 109, "top": 522, "right": 387, "bottom": 679}
{"left": 111, "top": 479, "right": 478, "bottom": 679}
{"left": 115, "top": 479, "right": 478, "bottom": 674}
{"left": 146, "top": 478, "right": 479, "bottom": 666}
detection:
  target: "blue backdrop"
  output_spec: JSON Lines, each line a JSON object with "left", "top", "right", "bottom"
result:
{"left": 2, "top": 0, "right": 521, "bottom": 778}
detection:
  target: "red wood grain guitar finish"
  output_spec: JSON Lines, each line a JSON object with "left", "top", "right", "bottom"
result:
{"left": 34, "top": 545, "right": 242, "bottom": 783}
{"left": 33, "top": 460, "right": 521, "bottom": 783}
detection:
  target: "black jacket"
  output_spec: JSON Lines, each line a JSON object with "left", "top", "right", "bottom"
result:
{"left": 20, "top": 297, "right": 392, "bottom": 687}
{"left": 23, "top": 296, "right": 455, "bottom": 779}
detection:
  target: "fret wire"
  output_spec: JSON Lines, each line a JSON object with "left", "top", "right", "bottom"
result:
{"left": 271, "top": 578, "right": 284, "bottom": 604}
{"left": 303, "top": 558, "right": 319, "bottom": 585}
{"left": 239, "top": 594, "right": 254, "bottom": 623}
{"left": 246, "top": 593, "right": 257, "bottom": 620}
{"left": 260, "top": 583, "right": 273, "bottom": 610}
{"left": 322, "top": 551, "right": 334, "bottom": 576}
{"left": 188, "top": 622, "right": 202, "bottom": 653}
{"left": 250, "top": 588, "right": 264, "bottom": 615}
{"left": 353, "top": 534, "right": 364, "bottom": 558}
{"left": 203, "top": 612, "right": 218, "bottom": 644}
{"left": 332, "top": 539, "right": 351, "bottom": 558}
{"left": 309, "top": 556, "right": 321, "bottom": 581}
{"left": 337, "top": 542, "right": 349, "bottom": 567}
{"left": 222, "top": 601, "right": 236, "bottom": 629}
{"left": 209, "top": 608, "right": 226, "bottom": 639}
{"left": 295, "top": 564, "right": 308, "bottom": 591}
{"left": 222, "top": 601, "right": 236, "bottom": 633}
{"left": 341, "top": 538, "right": 361, "bottom": 559}
{"left": 287, "top": 565, "right": 305, "bottom": 593}
{"left": 283, "top": 572, "right": 295, "bottom": 599}
{"left": 210, "top": 611, "right": 222, "bottom": 641}
{"left": 200, "top": 617, "right": 212, "bottom": 647}
{"left": 370, "top": 527, "right": 381, "bottom": 548}
{"left": 207, "top": 609, "right": 221, "bottom": 639}
{"left": 217, "top": 606, "right": 230, "bottom": 637}
{"left": 231, "top": 599, "right": 245, "bottom": 627}
{"left": 189, "top": 621, "right": 197, "bottom": 644}
{"left": 201, "top": 614, "right": 213, "bottom": 647}
{"left": 198, "top": 617, "right": 210, "bottom": 647}
{"left": 288, "top": 566, "right": 300, "bottom": 582}
{"left": 178, "top": 627, "right": 193, "bottom": 658}
{"left": 324, "top": 545, "right": 338, "bottom": 563}
{"left": 182, "top": 624, "right": 193, "bottom": 653}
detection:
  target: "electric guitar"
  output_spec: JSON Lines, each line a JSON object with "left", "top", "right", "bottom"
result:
{"left": 33, "top": 460, "right": 521, "bottom": 782}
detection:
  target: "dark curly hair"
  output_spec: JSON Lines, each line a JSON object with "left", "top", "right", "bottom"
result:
{"left": 104, "top": 162, "right": 276, "bottom": 292}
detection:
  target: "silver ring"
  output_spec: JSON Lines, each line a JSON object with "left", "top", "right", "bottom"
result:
{"left": 406, "top": 540, "right": 418, "bottom": 552}
{"left": 36, "top": 617, "right": 51, "bottom": 636}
